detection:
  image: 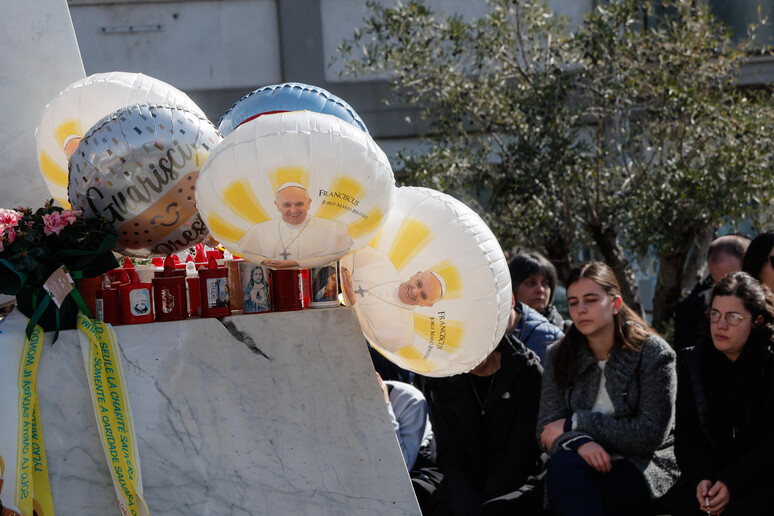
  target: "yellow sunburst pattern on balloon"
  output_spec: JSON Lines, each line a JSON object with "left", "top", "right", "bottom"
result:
{"left": 388, "top": 218, "right": 434, "bottom": 273}
{"left": 222, "top": 179, "right": 271, "bottom": 225}
{"left": 348, "top": 208, "right": 384, "bottom": 240}
{"left": 314, "top": 176, "right": 366, "bottom": 220}
{"left": 429, "top": 259, "right": 464, "bottom": 300}
{"left": 395, "top": 346, "right": 437, "bottom": 374}
{"left": 55, "top": 118, "right": 82, "bottom": 148}
{"left": 414, "top": 313, "right": 465, "bottom": 352}
{"left": 368, "top": 228, "right": 383, "bottom": 249}
{"left": 268, "top": 166, "right": 310, "bottom": 194}
{"left": 39, "top": 151, "right": 68, "bottom": 188}
{"left": 203, "top": 212, "right": 245, "bottom": 245}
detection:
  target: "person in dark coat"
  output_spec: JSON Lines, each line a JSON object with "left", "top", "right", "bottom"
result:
{"left": 511, "top": 300, "right": 563, "bottom": 365}
{"left": 742, "top": 230, "right": 774, "bottom": 292}
{"left": 422, "top": 333, "right": 545, "bottom": 516}
{"left": 674, "top": 235, "right": 749, "bottom": 349}
{"left": 674, "top": 272, "right": 774, "bottom": 515}
{"left": 509, "top": 251, "right": 570, "bottom": 331}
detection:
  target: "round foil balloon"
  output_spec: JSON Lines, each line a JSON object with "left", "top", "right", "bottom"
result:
{"left": 36, "top": 72, "right": 206, "bottom": 208}
{"left": 218, "top": 82, "right": 368, "bottom": 136}
{"left": 68, "top": 103, "right": 222, "bottom": 257}
{"left": 196, "top": 110, "right": 394, "bottom": 269}
{"left": 340, "top": 187, "right": 512, "bottom": 377}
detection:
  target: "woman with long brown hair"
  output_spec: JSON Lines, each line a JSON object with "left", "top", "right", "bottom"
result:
{"left": 537, "top": 262, "right": 678, "bottom": 515}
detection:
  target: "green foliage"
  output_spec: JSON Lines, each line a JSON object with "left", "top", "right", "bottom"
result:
{"left": 339, "top": 0, "right": 774, "bottom": 322}
{"left": 575, "top": 0, "right": 773, "bottom": 258}
{"left": 339, "top": 0, "right": 589, "bottom": 265}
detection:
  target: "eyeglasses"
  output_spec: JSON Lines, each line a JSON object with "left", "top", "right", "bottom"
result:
{"left": 708, "top": 309, "right": 753, "bottom": 326}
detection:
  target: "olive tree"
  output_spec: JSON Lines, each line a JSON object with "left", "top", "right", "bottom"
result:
{"left": 576, "top": 1, "right": 774, "bottom": 327}
{"left": 338, "top": 0, "right": 774, "bottom": 329}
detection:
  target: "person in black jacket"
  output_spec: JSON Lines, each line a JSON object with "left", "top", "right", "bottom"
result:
{"left": 742, "top": 231, "right": 774, "bottom": 292}
{"left": 422, "top": 334, "right": 545, "bottom": 516}
{"left": 674, "top": 272, "right": 774, "bottom": 515}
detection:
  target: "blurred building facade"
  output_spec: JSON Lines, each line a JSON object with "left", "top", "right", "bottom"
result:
{"left": 67, "top": 0, "right": 774, "bottom": 138}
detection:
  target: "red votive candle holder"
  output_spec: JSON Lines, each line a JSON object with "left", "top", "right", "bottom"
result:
{"left": 199, "top": 256, "right": 231, "bottom": 318}
{"left": 119, "top": 273, "right": 154, "bottom": 324}
{"left": 152, "top": 256, "right": 188, "bottom": 322}
{"left": 95, "top": 275, "right": 122, "bottom": 325}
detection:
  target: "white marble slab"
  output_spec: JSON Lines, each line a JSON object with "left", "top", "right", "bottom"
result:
{"left": 0, "top": 0, "right": 85, "bottom": 209}
{"left": 28, "top": 308, "right": 419, "bottom": 515}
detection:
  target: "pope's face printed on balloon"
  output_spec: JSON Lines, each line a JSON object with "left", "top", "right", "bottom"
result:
{"left": 275, "top": 186, "right": 312, "bottom": 226}
{"left": 398, "top": 271, "right": 443, "bottom": 307}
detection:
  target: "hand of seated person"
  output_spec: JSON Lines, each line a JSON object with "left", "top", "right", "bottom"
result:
{"left": 696, "top": 479, "right": 729, "bottom": 515}
{"left": 540, "top": 418, "right": 565, "bottom": 450}
{"left": 577, "top": 441, "right": 611, "bottom": 473}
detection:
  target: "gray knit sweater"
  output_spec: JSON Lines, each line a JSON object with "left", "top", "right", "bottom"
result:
{"left": 536, "top": 334, "right": 679, "bottom": 498}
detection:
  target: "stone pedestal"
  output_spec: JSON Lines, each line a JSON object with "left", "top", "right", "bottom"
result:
{"left": 0, "top": 0, "right": 85, "bottom": 209}
{"left": 23, "top": 308, "right": 419, "bottom": 515}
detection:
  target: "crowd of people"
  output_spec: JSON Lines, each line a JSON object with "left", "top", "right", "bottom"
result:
{"left": 376, "top": 232, "right": 774, "bottom": 515}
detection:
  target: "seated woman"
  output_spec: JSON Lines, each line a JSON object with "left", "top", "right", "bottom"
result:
{"left": 509, "top": 251, "right": 570, "bottom": 331}
{"left": 674, "top": 272, "right": 774, "bottom": 515}
{"left": 537, "top": 261, "right": 678, "bottom": 516}
{"left": 742, "top": 231, "right": 774, "bottom": 292}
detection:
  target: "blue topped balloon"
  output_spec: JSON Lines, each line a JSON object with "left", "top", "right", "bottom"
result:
{"left": 218, "top": 82, "right": 368, "bottom": 136}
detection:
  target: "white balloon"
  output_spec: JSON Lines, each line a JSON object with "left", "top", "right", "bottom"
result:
{"left": 36, "top": 72, "right": 205, "bottom": 208}
{"left": 195, "top": 110, "right": 395, "bottom": 269}
{"left": 341, "top": 187, "right": 512, "bottom": 377}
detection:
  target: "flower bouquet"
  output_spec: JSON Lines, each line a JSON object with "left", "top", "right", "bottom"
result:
{"left": 0, "top": 200, "right": 119, "bottom": 337}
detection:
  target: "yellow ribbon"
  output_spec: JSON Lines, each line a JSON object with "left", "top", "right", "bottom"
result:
{"left": 77, "top": 314, "right": 149, "bottom": 516}
{"left": 14, "top": 324, "right": 55, "bottom": 516}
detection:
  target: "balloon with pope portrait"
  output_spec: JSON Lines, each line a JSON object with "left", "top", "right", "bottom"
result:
{"left": 36, "top": 71, "right": 205, "bottom": 208}
{"left": 340, "top": 186, "right": 512, "bottom": 377}
{"left": 195, "top": 110, "right": 395, "bottom": 270}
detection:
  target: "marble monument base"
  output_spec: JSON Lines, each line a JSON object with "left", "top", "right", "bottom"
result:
{"left": 12, "top": 307, "right": 419, "bottom": 515}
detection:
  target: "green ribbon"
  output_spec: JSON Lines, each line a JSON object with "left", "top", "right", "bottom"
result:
{"left": 26, "top": 270, "right": 94, "bottom": 342}
{"left": 0, "top": 256, "right": 29, "bottom": 295}
{"left": 27, "top": 289, "right": 52, "bottom": 340}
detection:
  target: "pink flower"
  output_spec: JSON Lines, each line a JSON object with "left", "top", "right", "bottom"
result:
{"left": 0, "top": 222, "right": 15, "bottom": 240}
{"left": 0, "top": 208, "right": 21, "bottom": 227}
{"left": 60, "top": 209, "right": 81, "bottom": 225}
{"left": 43, "top": 212, "right": 69, "bottom": 236}
{"left": 0, "top": 227, "right": 14, "bottom": 253}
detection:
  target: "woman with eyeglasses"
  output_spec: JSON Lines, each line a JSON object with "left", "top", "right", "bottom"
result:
{"left": 674, "top": 272, "right": 774, "bottom": 515}
{"left": 537, "top": 262, "right": 678, "bottom": 515}
{"left": 742, "top": 231, "right": 774, "bottom": 291}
